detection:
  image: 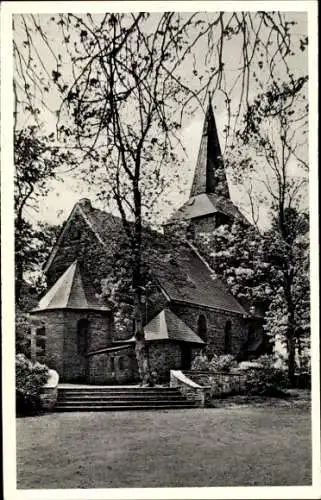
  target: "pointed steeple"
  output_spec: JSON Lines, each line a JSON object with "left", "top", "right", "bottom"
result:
{"left": 190, "top": 96, "right": 230, "bottom": 199}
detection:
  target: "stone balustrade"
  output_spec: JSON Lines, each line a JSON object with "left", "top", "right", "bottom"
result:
{"left": 170, "top": 370, "right": 210, "bottom": 407}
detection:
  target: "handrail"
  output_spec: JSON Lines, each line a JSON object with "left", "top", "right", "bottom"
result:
{"left": 86, "top": 343, "right": 133, "bottom": 357}
{"left": 184, "top": 370, "right": 246, "bottom": 377}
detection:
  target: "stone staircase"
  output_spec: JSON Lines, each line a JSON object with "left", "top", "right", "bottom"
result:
{"left": 54, "top": 386, "right": 196, "bottom": 411}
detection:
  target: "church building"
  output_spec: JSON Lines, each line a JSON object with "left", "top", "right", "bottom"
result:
{"left": 30, "top": 99, "right": 267, "bottom": 384}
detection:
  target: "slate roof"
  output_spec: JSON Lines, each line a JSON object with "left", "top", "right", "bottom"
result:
{"left": 165, "top": 98, "right": 248, "bottom": 225}
{"left": 46, "top": 199, "right": 247, "bottom": 315}
{"left": 165, "top": 192, "right": 247, "bottom": 225}
{"left": 155, "top": 244, "right": 246, "bottom": 314}
{"left": 77, "top": 200, "right": 246, "bottom": 314}
{"left": 127, "top": 309, "right": 205, "bottom": 344}
{"left": 32, "top": 260, "right": 110, "bottom": 313}
{"left": 190, "top": 98, "right": 230, "bottom": 198}
{"left": 78, "top": 199, "right": 123, "bottom": 244}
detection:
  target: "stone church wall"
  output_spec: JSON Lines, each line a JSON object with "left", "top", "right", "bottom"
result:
{"left": 31, "top": 308, "right": 113, "bottom": 382}
{"left": 88, "top": 347, "right": 139, "bottom": 384}
{"left": 170, "top": 303, "right": 248, "bottom": 359}
{"left": 46, "top": 210, "right": 107, "bottom": 290}
{"left": 148, "top": 341, "right": 182, "bottom": 382}
{"left": 62, "top": 310, "right": 111, "bottom": 382}
{"left": 31, "top": 310, "right": 65, "bottom": 377}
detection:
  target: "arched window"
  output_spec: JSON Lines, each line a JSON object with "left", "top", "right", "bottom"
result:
{"left": 118, "top": 357, "right": 125, "bottom": 371}
{"left": 36, "top": 326, "right": 46, "bottom": 353}
{"left": 197, "top": 314, "right": 207, "bottom": 342}
{"left": 224, "top": 320, "right": 232, "bottom": 354}
{"left": 186, "top": 223, "right": 195, "bottom": 240}
{"left": 77, "top": 318, "right": 89, "bottom": 355}
{"left": 35, "top": 326, "right": 46, "bottom": 361}
{"left": 248, "top": 324, "right": 255, "bottom": 343}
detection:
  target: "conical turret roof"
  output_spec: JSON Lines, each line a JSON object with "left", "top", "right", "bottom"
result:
{"left": 31, "top": 261, "right": 110, "bottom": 313}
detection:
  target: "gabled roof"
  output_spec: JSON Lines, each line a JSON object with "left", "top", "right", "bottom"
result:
{"left": 32, "top": 260, "right": 110, "bottom": 313}
{"left": 43, "top": 199, "right": 247, "bottom": 316}
{"left": 128, "top": 309, "right": 205, "bottom": 344}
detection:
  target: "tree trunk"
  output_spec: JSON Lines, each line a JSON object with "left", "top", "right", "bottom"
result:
{"left": 15, "top": 256, "right": 23, "bottom": 305}
{"left": 15, "top": 213, "right": 24, "bottom": 305}
{"left": 133, "top": 294, "right": 152, "bottom": 386}
{"left": 132, "top": 181, "right": 152, "bottom": 386}
{"left": 284, "top": 266, "right": 296, "bottom": 387}
{"left": 287, "top": 335, "right": 296, "bottom": 387}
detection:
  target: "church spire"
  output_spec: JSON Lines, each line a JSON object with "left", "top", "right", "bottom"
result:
{"left": 190, "top": 95, "right": 230, "bottom": 199}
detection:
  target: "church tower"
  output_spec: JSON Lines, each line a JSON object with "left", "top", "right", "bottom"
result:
{"left": 165, "top": 96, "right": 247, "bottom": 238}
{"left": 190, "top": 96, "right": 230, "bottom": 199}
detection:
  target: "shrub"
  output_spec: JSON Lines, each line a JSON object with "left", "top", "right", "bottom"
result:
{"left": 191, "top": 352, "right": 209, "bottom": 371}
{"left": 209, "top": 354, "right": 237, "bottom": 373}
{"left": 16, "top": 354, "right": 49, "bottom": 416}
{"left": 241, "top": 355, "right": 289, "bottom": 396}
{"left": 16, "top": 310, "right": 32, "bottom": 357}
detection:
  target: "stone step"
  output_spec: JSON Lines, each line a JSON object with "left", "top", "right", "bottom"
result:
{"left": 54, "top": 403, "right": 196, "bottom": 411}
{"left": 58, "top": 391, "right": 180, "bottom": 397}
{"left": 58, "top": 394, "right": 185, "bottom": 402}
{"left": 56, "top": 398, "right": 190, "bottom": 406}
{"left": 55, "top": 386, "right": 194, "bottom": 412}
{"left": 58, "top": 387, "right": 177, "bottom": 392}
{"left": 58, "top": 391, "right": 180, "bottom": 399}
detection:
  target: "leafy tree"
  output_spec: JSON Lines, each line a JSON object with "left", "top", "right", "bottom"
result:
{"left": 230, "top": 78, "right": 309, "bottom": 385}
{"left": 194, "top": 207, "right": 309, "bottom": 385}
{"left": 15, "top": 126, "right": 73, "bottom": 304}
{"left": 194, "top": 220, "right": 271, "bottom": 312}
{"left": 13, "top": 12, "right": 308, "bottom": 384}
{"left": 99, "top": 226, "right": 192, "bottom": 383}
{"left": 262, "top": 209, "right": 309, "bottom": 382}
{"left": 15, "top": 221, "right": 60, "bottom": 359}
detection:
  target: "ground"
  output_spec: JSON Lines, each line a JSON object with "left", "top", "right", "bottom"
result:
{"left": 17, "top": 403, "right": 311, "bottom": 489}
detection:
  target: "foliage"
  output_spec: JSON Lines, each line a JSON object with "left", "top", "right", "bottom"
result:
{"left": 14, "top": 12, "right": 307, "bottom": 147}
{"left": 16, "top": 309, "right": 32, "bottom": 357}
{"left": 13, "top": 13, "right": 308, "bottom": 384}
{"left": 240, "top": 355, "right": 289, "bottom": 396}
{"left": 100, "top": 227, "right": 192, "bottom": 338}
{"left": 191, "top": 353, "right": 237, "bottom": 373}
{"left": 16, "top": 310, "right": 46, "bottom": 361}
{"left": 209, "top": 354, "right": 238, "bottom": 373}
{"left": 225, "top": 79, "right": 309, "bottom": 384}
{"left": 196, "top": 210, "right": 310, "bottom": 385}
{"left": 195, "top": 221, "right": 272, "bottom": 312}
{"left": 191, "top": 352, "right": 210, "bottom": 371}
{"left": 16, "top": 221, "right": 61, "bottom": 309}
{"left": 15, "top": 125, "right": 71, "bottom": 306}
{"left": 16, "top": 354, "right": 49, "bottom": 416}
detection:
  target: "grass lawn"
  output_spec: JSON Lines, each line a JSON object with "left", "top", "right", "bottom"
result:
{"left": 16, "top": 406, "right": 311, "bottom": 489}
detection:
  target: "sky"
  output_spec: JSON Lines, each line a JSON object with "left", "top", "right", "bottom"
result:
{"left": 13, "top": 10, "right": 308, "bottom": 229}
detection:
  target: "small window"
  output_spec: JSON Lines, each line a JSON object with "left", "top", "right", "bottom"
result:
{"left": 36, "top": 326, "right": 46, "bottom": 356}
{"left": 187, "top": 224, "right": 195, "bottom": 240}
{"left": 224, "top": 320, "right": 232, "bottom": 354}
{"left": 77, "top": 318, "right": 89, "bottom": 355}
{"left": 248, "top": 324, "right": 255, "bottom": 342}
{"left": 118, "top": 357, "right": 125, "bottom": 371}
{"left": 110, "top": 357, "right": 115, "bottom": 373}
{"left": 197, "top": 314, "right": 207, "bottom": 342}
